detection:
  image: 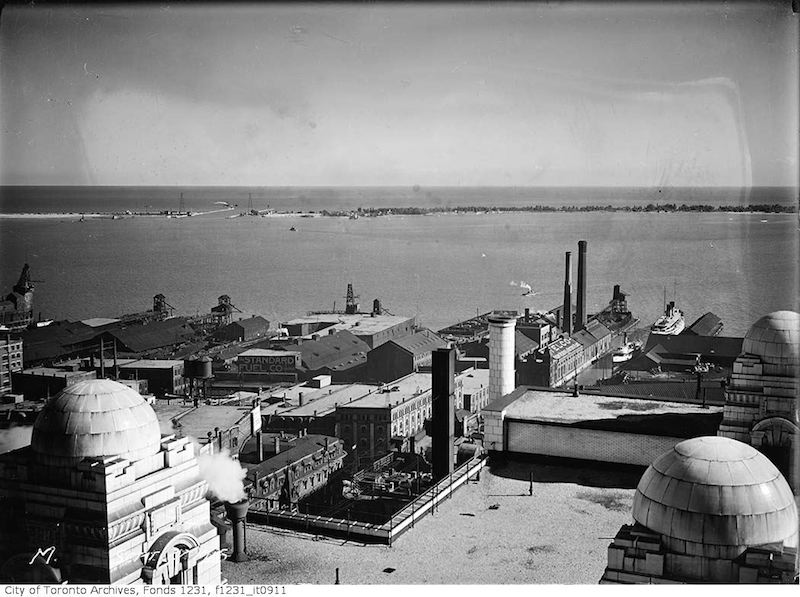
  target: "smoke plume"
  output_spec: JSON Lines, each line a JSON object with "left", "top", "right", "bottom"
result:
{"left": 0, "top": 425, "right": 32, "bottom": 455}
{"left": 197, "top": 448, "right": 247, "bottom": 503}
{"left": 510, "top": 280, "right": 533, "bottom": 293}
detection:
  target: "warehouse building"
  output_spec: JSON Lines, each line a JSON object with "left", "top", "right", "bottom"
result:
{"left": 116, "top": 359, "right": 186, "bottom": 397}
{"left": 213, "top": 316, "right": 270, "bottom": 343}
{"left": 104, "top": 318, "right": 196, "bottom": 355}
{"left": 296, "top": 330, "right": 370, "bottom": 382}
{"left": 366, "top": 329, "right": 446, "bottom": 382}
{"left": 11, "top": 364, "right": 97, "bottom": 401}
{"left": 283, "top": 313, "right": 416, "bottom": 349}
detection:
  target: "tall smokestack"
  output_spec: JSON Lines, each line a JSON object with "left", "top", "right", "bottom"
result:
{"left": 563, "top": 251, "right": 573, "bottom": 335}
{"left": 224, "top": 500, "right": 250, "bottom": 562}
{"left": 488, "top": 313, "right": 516, "bottom": 403}
{"left": 576, "top": 240, "right": 587, "bottom": 332}
{"left": 431, "top": 347, "right": 455, "bottom": 481}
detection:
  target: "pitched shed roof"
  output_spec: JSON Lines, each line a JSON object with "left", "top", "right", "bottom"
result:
{"left": 684, "top": 312, "right": 724, "bottom": 336}
{"left": 642, "top": 334, "right": 743, "bottom": 361}
{"left": 107, "top": 317, "right": 195, "bottom": 353}
{"left": 390, "top": 329, "right": 446, "bottom": 355}
{"left": 299, "top": 329, "right": 370, "bottom": 372}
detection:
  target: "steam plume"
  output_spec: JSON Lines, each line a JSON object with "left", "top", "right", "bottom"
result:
{"left": 0, "top": 425, "right": 32, "bottom": 455}
{"left": 197, "top": 448, "right": 247, "bottom": 502}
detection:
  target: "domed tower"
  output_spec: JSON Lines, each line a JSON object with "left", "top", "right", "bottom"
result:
{"left": 0, "top": 380, "right": 221, "bottom": 585}
{"left": 602, "top": 436, "right": 798, "bottom": 584}
{"left": 718, "top": 311, "right": 799, "bottom": 486}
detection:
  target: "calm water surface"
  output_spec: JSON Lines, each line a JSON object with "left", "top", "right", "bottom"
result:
{"left": 1, "top": 210, "right": 796, "bottom": 336}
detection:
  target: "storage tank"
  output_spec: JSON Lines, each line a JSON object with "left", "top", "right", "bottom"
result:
{"left": 196, "top": 356, "right": 213, "bottom": 379}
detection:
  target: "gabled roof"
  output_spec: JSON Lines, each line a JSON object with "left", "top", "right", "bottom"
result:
{"left": 571, "top": 329, "right": 596, "bottom": 349}
{"left": 20, "top": 319, "right": 121, "bottom": 363}
{"left": 299, "top": 329, "right": 370, "bottom": 371}
{"left": 585, "top": 319, "right": 613, "bottom": 340}
{"left": 684, "top": 312, "right": 724, "bottom": 336}
{"left": 389, "top": 329, "right": 446, "bottom": 356}
{"left": 642, "top": 334, "right": 743, "bottom": 361}
{"left": 514, "top": 330, "right": 538, "bottom": 356}
{"left": 232, "top": 315, "right": 270, "bottom": 332}
{"left": 106, "top": 317, "right": 195, "bottom": 353}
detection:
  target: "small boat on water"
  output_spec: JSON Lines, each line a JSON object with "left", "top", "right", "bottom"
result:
{"left": 289, "top": 226, "right": 296, "bottom": 231}
{"left": 612, "top": 341, "right": 642, "bottom": 363}
{"left": 651, "top": 301, "right": 685, "bottom": 335}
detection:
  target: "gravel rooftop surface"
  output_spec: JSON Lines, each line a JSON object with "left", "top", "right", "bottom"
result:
{"left": 222, "top": 459, "right": 642, "bottom": 585}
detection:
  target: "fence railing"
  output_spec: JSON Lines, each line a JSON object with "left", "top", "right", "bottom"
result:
{"left": 247, "top": 455, "right": 487, "bottom": 545}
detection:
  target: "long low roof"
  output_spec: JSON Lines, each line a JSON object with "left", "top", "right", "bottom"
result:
{"left": 485, "top": 387, "right": 723, "bottom": 438}
{"left": 285, "top": 313, "right": 413, "bottom": 336}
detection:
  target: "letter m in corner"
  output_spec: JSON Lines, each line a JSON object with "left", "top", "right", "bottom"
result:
{"left": 29, "top": 546, "right": 56, "bottom": 566}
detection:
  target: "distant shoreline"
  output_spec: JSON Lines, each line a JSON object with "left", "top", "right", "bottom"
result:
{"left": 0, "top": 203, "right": 795, "bottom": 220}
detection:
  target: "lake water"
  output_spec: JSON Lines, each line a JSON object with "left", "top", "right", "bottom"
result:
{"left": 1, "top": 191, "right": 797, "bottom": 336}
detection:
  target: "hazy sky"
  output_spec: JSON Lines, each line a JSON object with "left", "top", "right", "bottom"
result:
{"left": 1, "top": 2, "right": 796, "bottom": 187}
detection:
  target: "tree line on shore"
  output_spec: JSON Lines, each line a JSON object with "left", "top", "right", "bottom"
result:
{"left": 320, "top": 203, "right": 795, "bottom": 217}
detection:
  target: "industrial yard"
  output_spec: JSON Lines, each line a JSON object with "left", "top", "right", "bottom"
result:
{"left": 223, "top": 460, "right": 640, "bottom": 585}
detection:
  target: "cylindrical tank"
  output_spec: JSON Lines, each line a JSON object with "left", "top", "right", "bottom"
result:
{"left": 183, "top": 359, "right": 199, "bottom": 379}
{"left": 488, "top": 313, "right": 516, "bottom": 403}
{"left": 197, "top": 356, "right": 213, "bottom": 379}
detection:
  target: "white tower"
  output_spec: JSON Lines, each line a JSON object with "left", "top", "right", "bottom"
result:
{"left": 488, "top": 313, "right": 516, "bottom": 402}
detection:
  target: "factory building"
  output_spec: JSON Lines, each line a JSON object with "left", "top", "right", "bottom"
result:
{"left": 244, "top": 434, "right": 346, "bottom": 511}
{"left": 601, "top": 437, "right": 797, "bottom": 584}
{"left": 235, "top": 348, "right": 300, "bottom": 381}
{"left": 283, "top": 312, "right": 416, "bottom": 349}
{"left": 1, "top": 336, "right": 23, "bottom": 395}
{"left": 116, "top": 359, "right": 186, "bottom": 397}
{"left": 718, "top": 311, "right": 799, "bottom": 487}
{"left": 366, "top": 328, "right": 446, "bottom": 382}
{"left": 0, "top": 380, "right": 221, "bottom": 584}
{"left": 335, "top": 372, "right": 433, "bottom": 462}
{"left": 0, "top": 264, "right": 35, "bottom": 331}
{"left": 213, "top": 316, "right": 270, "bottom": 343}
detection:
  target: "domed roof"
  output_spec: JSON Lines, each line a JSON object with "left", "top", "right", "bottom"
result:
{"left": 31, "top": 379, "right": 162, "bottom": 466}
{"left": 633, "top": 436, "right": 798, "bottom": 559}
{"left": 741, "top": 311, "right": 799, "bottom": 372}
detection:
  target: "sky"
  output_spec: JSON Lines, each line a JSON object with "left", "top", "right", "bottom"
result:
{"left": 0, "top": 2, "right": 797, "bottom": 187}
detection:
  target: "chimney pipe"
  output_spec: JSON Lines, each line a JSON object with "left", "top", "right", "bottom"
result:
{"left": 431, "top": 347, "right": 455, "bottom": 481}
{"left": 524, "top": 307, "right": 530, "bottom": 322}
{"left": 274, "top": 437, "right": 281, "bottom": 454}
{"left": 256, "top": 431, "right": 264, "bottom": 462}
{"left": 298, "top": 392, "right": 304, "bottom": 406}
{"left": 576, "top": 240, "right": 587, "bottom": 332}
{"left": 563, "top": 251, "right": 573, "bottom": 335}
{"left": 224, "top": 500, "right": 250, "bottom": 562}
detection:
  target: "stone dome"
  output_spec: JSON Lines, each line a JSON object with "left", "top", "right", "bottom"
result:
{"left": 741, "top": 311, "right": 799, "bottom": 374}
{"left": 31, "top": 379, "right": 162, "bottom": 466}
{"left": 632, "top": 436, "right": 798, "bottom": 560}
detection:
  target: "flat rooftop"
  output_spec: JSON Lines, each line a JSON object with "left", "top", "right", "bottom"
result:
{"left": 152, "top": 403, "right": 252, "bottom": 439}
{"left": 120, "top": 359, "right": 184, "bottom": 368}
{"left": 283, "top": 383, "right": 377, "bottom": 417}
{"left": 500, "top": 388, "right": 722, "bottom": 423}
{"left": 223, "top": 460, "right": 639, "bottom": 584}
{"left": 342, "top": 372, "right": 431, "bottom": 409}
{"left": 285, "top": 313, "right": 413, "bottom": 336}
{"left": 486, "top": 387, "right": 723, "bottom": 438}
{"left": 238, "top": 348, "right": 299, "bottom": 357}
{"left": 458, "top": 368, "right": 489, "bottom": 395}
